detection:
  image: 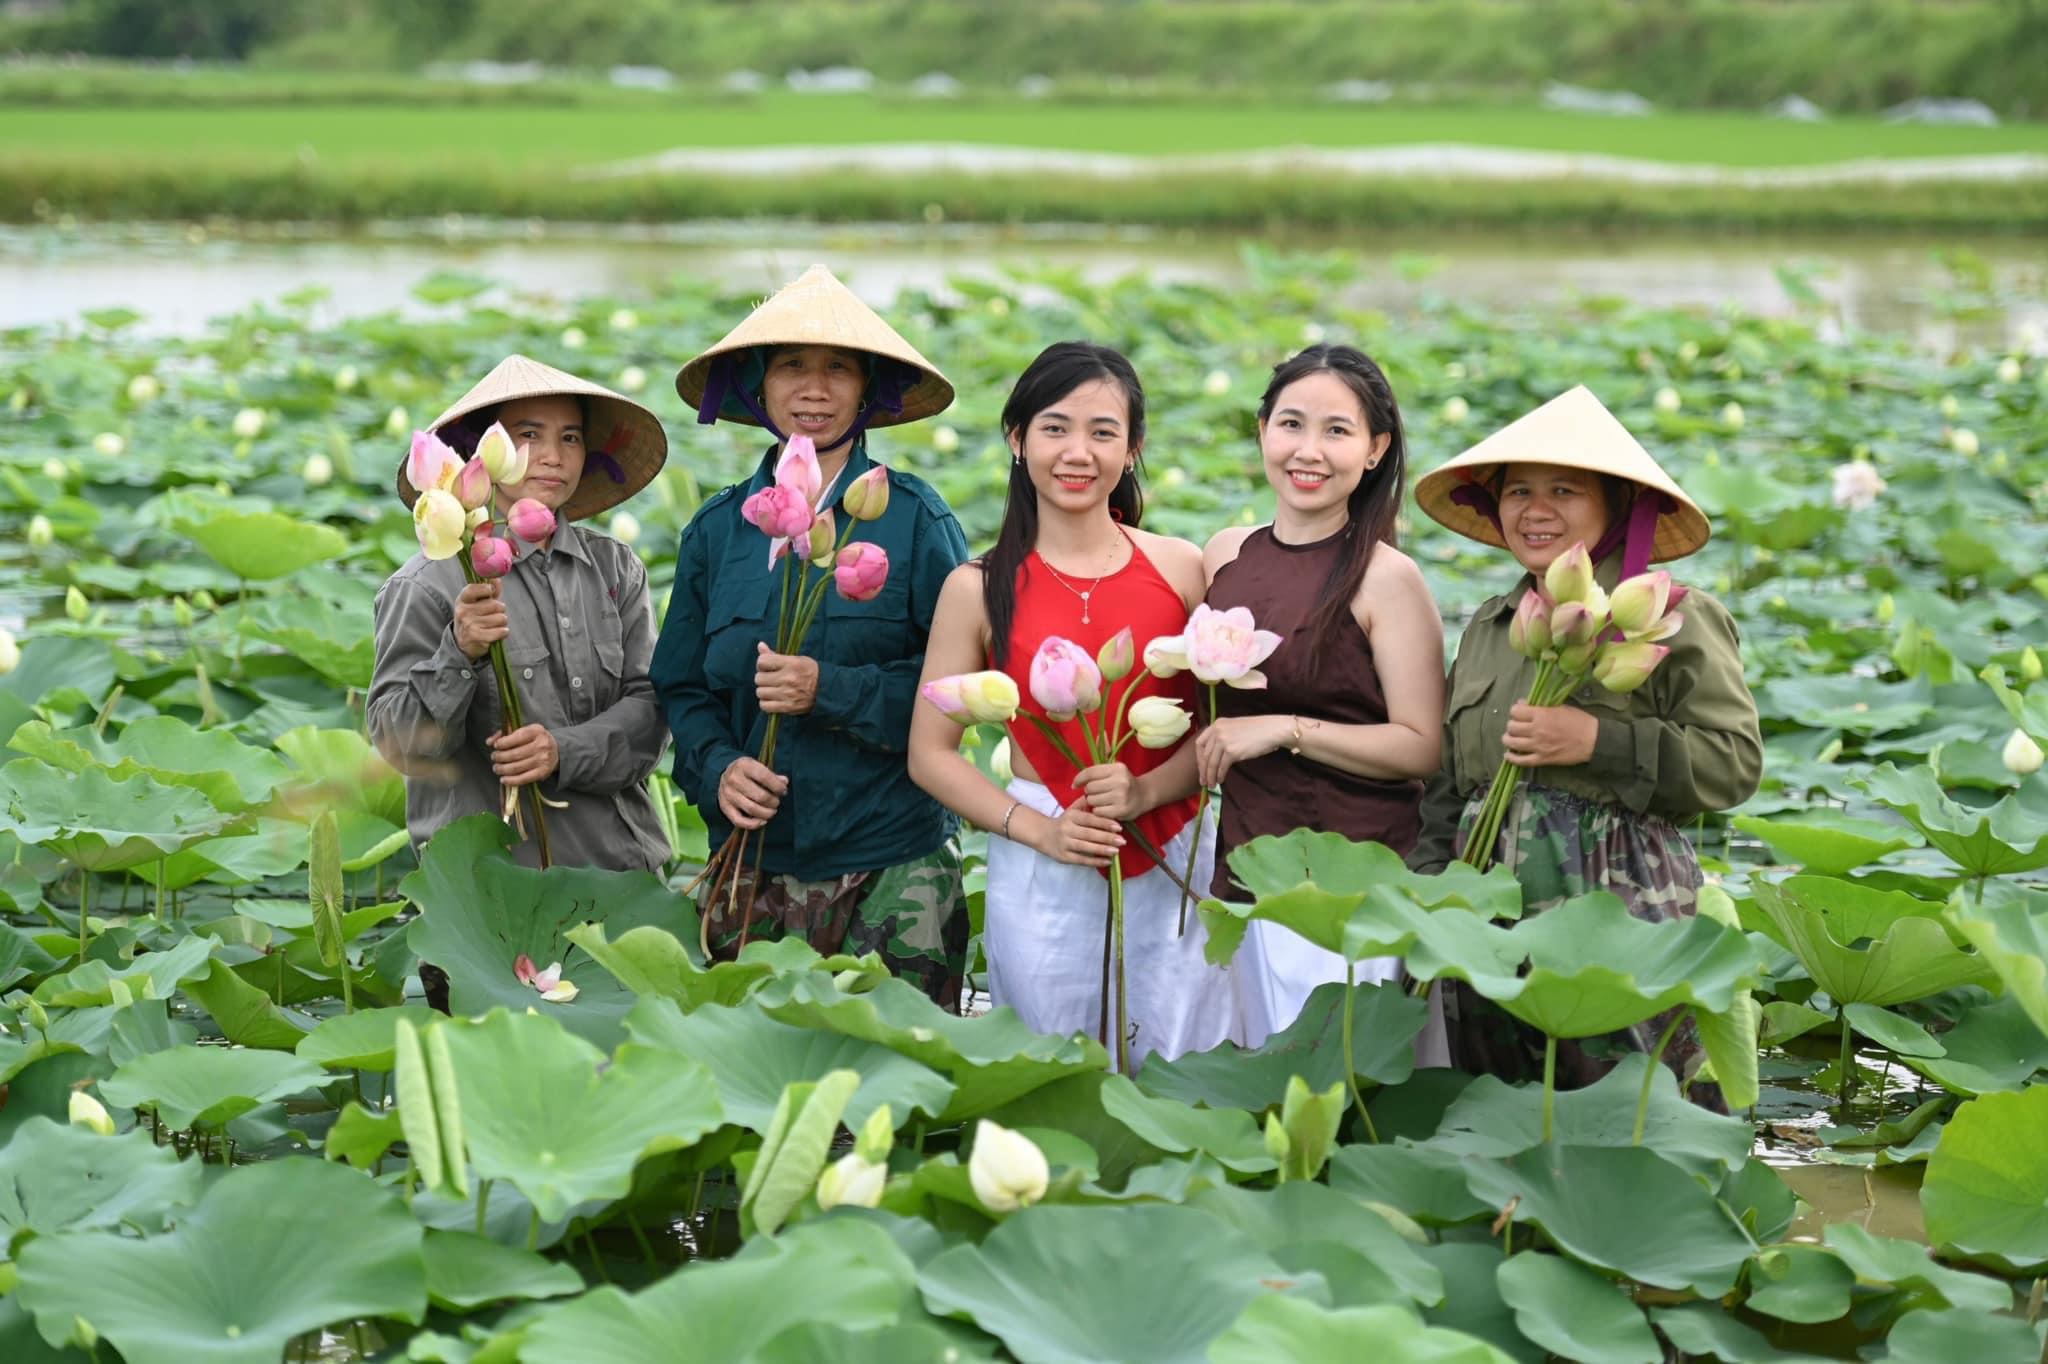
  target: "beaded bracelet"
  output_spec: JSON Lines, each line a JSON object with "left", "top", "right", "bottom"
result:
{"left": 1000, "top": 800, "right": 1022, "bottom": 840}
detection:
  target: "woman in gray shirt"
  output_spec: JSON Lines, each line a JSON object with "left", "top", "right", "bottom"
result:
{"left": 368, "top": 354, "right": 672, "bottom": 872}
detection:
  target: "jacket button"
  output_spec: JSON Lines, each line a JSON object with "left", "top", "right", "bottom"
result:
{"left": 571, "top": 676, "right": 583, "bottom": 689}
{"left": 522, "top": 667, "right": 534, "bottom": 680}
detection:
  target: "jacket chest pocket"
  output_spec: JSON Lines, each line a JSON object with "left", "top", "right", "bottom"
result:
{"left": 494, "top": 638, "right": 555, "bottom": 732}
{"left": 1445, "top": 667, "right": 1505, "bottom": 787}
{"left": 704, "top": 571, "right": 775, "bottom": 691}
{"left": 822, "top": 575, "right": 912, "bottom": 663}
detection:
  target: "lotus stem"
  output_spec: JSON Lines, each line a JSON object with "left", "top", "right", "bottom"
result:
{"left": 1633, "top": 1008, "right": 1690, "bottom": 1145}
{"left": 1111, "top": 862, "right": 1129, "bottom": 1075}
{"left": 76, "top": 865, "right": 90, "bottom": 960}
{"left": 1837, "top": 1008, "right": 1855, "bottom": 1112}
{"left": 459, "top": 553, "right": 552, "bottom": 869}
{"left": 475, "top": 1178, "right": 492, "bottom": 1236}
{"left": 1177, "top": 685, "right": 1218, "bottom": 935}
{"left": 1343, "top": 960, "right": 1379, "bottom": 1144}
{"left": 626, "top": 1214, "right": 660, "bottom": 1272}
{"left": 526, "top": 1207, "right": 541, "bottom": 1253}
{"left": 1542, "top": 1034, "right": 1558, "bottom": 1143}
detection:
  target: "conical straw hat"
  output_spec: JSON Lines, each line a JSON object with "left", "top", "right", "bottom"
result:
{"left": 396, "top": 354, "right": 668, "bottom": 522}
{"left": 675, "top": 264, "right": 953, "bottom": 429}
{"left": 1414, "top": 385, "right": 1710, "bottom": 562}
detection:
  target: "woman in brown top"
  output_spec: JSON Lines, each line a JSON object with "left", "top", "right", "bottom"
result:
{"left": 1196, "top": 345, "right": 1445, "bottom": 1043}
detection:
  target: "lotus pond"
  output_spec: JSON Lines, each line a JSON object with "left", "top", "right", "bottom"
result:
{"left": 0, "top": 255, "right": 2045, "bottom": 1361}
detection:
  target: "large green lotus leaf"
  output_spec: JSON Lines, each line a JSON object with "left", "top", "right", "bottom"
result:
{"left": 1948, "top": 890, "right": 2048, "bottom": 1038}
{"left": 1135, "top": 980, "right": 1423, "bottom": 1113}
{"left": 1187, "top": 1182, "right": 1442, "bottom": 1308}
{"left": 0, "top": 1295, "right": 88, "bottom": 1364}
{"left": 1756, "top": 675, "right": 1933, "bottom": 735}
{"left": 1097, "top": 1074, "right": 1274, "bottom": 1175}
{"left": 1730, "top": 811, "right": 1922, "bottom": 874}
{"left": 0, "top": 1117, "right": 205, "bottom": 1256}
{"left": 0, "top": 637, "right": 116, "bottom": 727}
{"left": 296, "top": 1005, "right": 442, "bottom": 1071}
{"left": 1920, "top": 1086, "right": 2048, "bottom": 1271}
{"left": 421, "top": 1229, "right": 583, "bottom": 1311}
{"left": 402, "top": 815, "right": 694, "bottom": 1049}
{"left": 239, "top": 595, "right": 376, "bottom": 689}
{"left": 0, "top": 760, "right": 231, "bottom": 870}
{"left": 981, "top": 1072, "right": 1168, "bottom": 1192}
{"left": 1750, "top": 875, "right": 1994, "bottom": 1006}
{"left": 622, "top": 995, "right": 953, "bottom": 1135}
{"left": 179, "top": 509, "right": 349, "bottom": 582}
{"left": 98, "top": 1044, "right": 328, "bottom": 1131}
{"left": 1879, "top": 1307, "right": 2047, "bottom": 1363}
{"left": 1210, "top": 1295, "right": 1514, "bottom": 1364}
{"left": 33, "top": 934, "right": 217, "bottom": 1008}
{"left": 0, "top": 922, "right": 57, "bottom": 992}
{"left": 1462, "top": 1145, "right": 1756, "bottom": 1296}
{"left": 1416, "top": 1243, "right": 1542, "bottom": 1364}
{"left": 1901, "top": 994, "right": 2048, "bottom": 1096}
{"left": 752, "top": 1320, "right": 998, "bottom": 1363}
{"left": 519, "top": 1217, "right": 918, "bottom": 1363}
{"left": 1326, "top": 1144, "right": 1491, "bottom": 1226}
{"left": 1820, "top": 1223, "right": 2013, "bottom": 1315}
{"left": 1859, "top": 763, "right": 2048, "bottom": 877}
{"left": 8, "top": 717, "right": 290, "bottom": 813}
{"left": 274, "top": 725, "right": 405, "bottom": 824}
{"left": 1743, "top": 1245, "right": 1855, "bottom": 1324}
{"left": 1694, "top": 990, "right": 1761, "bottom": 1111}
{"left": 1431, "top": 1053, "right": 1752, "bottom": 1177}
{"left": 14, "top": 1157, "right": 426, "bottom": 1364}
{"left": 435, "top": 1008, "right": 724, "bottom": 1223}
{"left": 918, "top": 1203, "right": 1316, "bottom": 1364}
{"left": 754, "top": 970, "right": 1106, "bottom": 1122}
{"left": 1647, "top": 1304, "right": 1837, "bottom": 1364}
{"left": 1494, "top": 1252, "right": 1660, "bottom": 1364}
{"left": 180, "top": 959, "right": 314, "bottom": 1049}
{"left": 568, "top": 923, "right": 879, "bottom": 1013}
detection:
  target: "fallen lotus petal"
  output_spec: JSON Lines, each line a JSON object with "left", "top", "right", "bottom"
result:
{"left": 531, "top": 962, "right": 563, "bottom": 992}
{"left": 513, "top": 953, "right": 538, "bottom": 985}
{"left": 539, "top": 979, "right": 579, "bottom": 1003}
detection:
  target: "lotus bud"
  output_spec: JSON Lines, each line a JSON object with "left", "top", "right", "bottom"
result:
{"left": 2022, "top": 647, "right": 2044, "bottom": 682}
{"left": 1548, "top": 601, "right": 1601, "bottom": 649}
{"left": 616, "top": 365, "right": 648, "bottom": 393}
{"left": 1951, "top": 428, "right": 1980, "bottom": 457}
{"left": 231, "top": 407, "right": 265, "bottom": 440}
{"left": 1720, "top": 401, "right": 1745, "bottom": 430}
{"left": 1096, "top": 627, "right": 1136, "bottom": 684}
{"left": 740, "top": 485, "right": 814, "bottom": 540}
{"left": 125, "top": 373, "right": 160, "bottom": 403}
{"left": 171, "top": 596, "right": 194, "bottom": 628}
{"left": 1142, "top": 633, "right": 1191, "bottom": 679}
{"left": 1203, "top": 369, "right": 1231, "bottom": 397}
{"left": 68, "top": 1090, "right": 115, "bottom": 1136}
{"left": 25, "top": 996, "right": 49, "bottom": 1032}
{"left": 1127, "top": 695, "right": 1193, "bottom": 749}
{"left": 799, "top": 509, "right": 836, "bottom": 566}
{"left": 1508, "top": 589, "right": 1553, "bottom": 659}
{"left": 1263, "top": 1112, "right": 1292, "bottom": 1167}
{"left": 774, "top": 435, "right": 824, "bottom": 507}
{"left": 385, "top": 405, "right": 410, "bottom": 436}
{"left": 65, "top": 586, "right": 88, "bottom": 622}
{"left": 1653, "top": 386, "right": 1681, "bottom": 414}
{"left": 608, "top": 308, "right": 639, "bottom": 331}
{"left": 92, "top": 432, "right": 125, "bottom": 457}
{"left": 301, "top": 453, "right": 334, "bottom": 487}
{"left": 609, "top": 511, "right": 641, "bottom": 545}
{"left": 843, "top": 465, "right": 891, "bottom": 522}
{"left": 1440, "top": 395, "right": 1470, "bottom": 424}
{"left": 560, "top": 326, "right": 587, "bottom": 350}
{"left": 193, "top": 589, "right": 218, "bottom": 611}
{"left": 471, "top": 534, "right": 515, "bottom": 578}
{"left": 506, "top": 498, "right": 556, "bottom": 544}
{"left": 1997, "top": 356, "right": 2023, "bottom": 385}
{"left": 1593, "top": 641, "right": 1670, "bottom": 694}
{"left": 475, "top": 423, "right": 523, "bottom": 483}
{"left": 333, "top": 364, "right": 359, "bottom": 392}
{"left": 834, "top": 542, "right": 890, "bottom": 603}
{"left": 412, "top": 489, "right": 467, "bottom": 561}
{"left": 1875, "top": 593, "right": 1896, "bottom": 624}
{"left": 989, "top": 735, "right": 1014, "bottom": 783}
{"left": 1555, "top": 639, "right": 1599, "bottom": 675}
{"left": 27, "top": 514, "right": 53, "bottom": 548}
{"left": 1543, "top": 542, "right": 1597, "bottom": 606}
{"left": 931, "top": 424, "right": 960, "bottom": 454}
{"left": 2004, "top": 729, "right": 2045, "bottom": 777}
{"left": 1609, "top": 570, "right": 1673, "bottom": 636}
{"left": 1028, "top": 637, "right": 1104, "bottom": 721}
{"left": 921, "top": 673, "right": 1017, "bottom": 725}
{"left": 453, "top": 455, "right": 493, "bottom": 511}
{"left": 0, "top": 626, "right": 18, "bottom": 676}
{"left": 408, "top": 430, "right": 463, "bottom": 494}
{"left": 42, "top": 457, "right": 66, "bottom": 481}
{"left": 816, "top": 1151, "right": 888, "bottom": 1211}
{"left": 967, "top": 1120, "right": 1049, "bottom": 1213}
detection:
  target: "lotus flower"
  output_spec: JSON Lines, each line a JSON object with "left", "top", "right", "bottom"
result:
{"left": 609, "top": 511, "right": 641, "bottom": 545}
{"left": 1143, "top": 633, "right": 1191, "bottom": 679}
{"left": 1608, "top": 571, "right": 1673, "bottom": 637}
{"left": 0, "top": 626, "right": 18, "bottom": 676}
{"left": 1096, "top": 627, "right": 1136, "bottom": 684}
{"left": 1029, "top": 637, "right": 1104, "bottom": 721}
{"left": 1181, "top": 604, "right": 1284, "bottom": 689}
{"left": 741, "top": 484, "right": 816, "bottom": 540}
{"left": 1831, "top": 460, "right": 1887, "bottom": 511}
{"left": 775, "top": 434, "right": 823, "bottom": 507}
{"left": 414, "top": 490, "right": 466, "bottom": 560}
{"left": 968, "top": 1120, "right": 1048, "bottom": 1213}
{"left": 1128, "top": 695, "right": 1192, "bottom": 748}
{"left": 471, "top": 533, "right": 515, "bottom": 578}
{"left": 921, "top": 670, "right": 1021, "bottom": 725}
{"left": 506, "top": 498, "right": 556, "bottom": 543}
{"left": 1508, "top": 589, "right": 1553, "bottom": 659}
{"left": 843, "top": 465, "right": 891, "bottom": 522}
{"left": 1544, "top": 543, "right": 1597, "bottom": 606}
{"left": 1593, "top": 641, "right": 1670, "bottom": 694}
{"left": 476, "top": 422, "right": 529, "bottom": 485}
{"left": 26, "top": 515, "right": 52, "bottom": 548}
{"left": 453, "top": 455, "right": 493, "bottom": 511}
{"left": 834, "top": 542, "right": 890, "bottom": 602}
{"left": 68, "top": 1090, "right": 114, "bottom": 1136}
{"left": 2005, "top": 729, "right": 2045, "bottom": 777}
{"left": 804, "top": 510, "right": 838, "bottom": 566}
{"left": 231, "top": 407, "right": 265, "bottom": 440}
{"left": 816, "top": 1152, "right": 888, "bottom": 1210}
{"left": 409, "top": 430, "right": 464, "bottom": 495}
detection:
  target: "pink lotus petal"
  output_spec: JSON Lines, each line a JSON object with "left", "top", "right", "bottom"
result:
{"left": 513, "top": 953, "right": 538, "bottom": 985}
{"left": 531, "top": 962, "right": 562, "bottom": 992}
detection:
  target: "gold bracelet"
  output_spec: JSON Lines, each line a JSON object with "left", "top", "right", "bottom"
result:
{"left": 1287, "top": 715, "right": 1304, "bottom": 755}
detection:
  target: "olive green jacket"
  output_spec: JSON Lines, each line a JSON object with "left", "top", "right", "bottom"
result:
{"left": 1410, "top": 562, "right": 1763, "bottom": 874}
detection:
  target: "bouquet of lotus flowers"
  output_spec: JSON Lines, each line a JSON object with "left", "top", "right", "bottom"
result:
{"left": 408, "top": 423, "right": 562, "bottom": 866}
{"left": 1458, "top": 543, "right": 1684, "bottom": 874}
{"left": 695, "top": 437, "right": 897, "bottom": 946}
{"left": 922, "top": 631, "right": 1192, "bottom": 1073}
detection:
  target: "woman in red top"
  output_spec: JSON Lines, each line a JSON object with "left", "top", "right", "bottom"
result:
{"left": 910, "top": 342, "right": 1236, "bottom": 1066}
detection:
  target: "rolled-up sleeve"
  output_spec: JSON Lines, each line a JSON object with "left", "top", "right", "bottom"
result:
{"left": 652, "top": 508, "right": 749, "bottom": 812}
{"left": 368, "top": 569, "right": 479, "bottom": 767}
{"left": 554, "top": 551, "right": 668, "bottom": 795}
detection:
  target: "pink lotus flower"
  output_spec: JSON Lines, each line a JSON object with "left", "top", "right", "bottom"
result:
{"left": 476, "top": 422, "right": 528, "bottom": 484}
{"left": 741, "top": 484, "right": 816, "bottom": 540}
{"left": 804, "top": 509, "right": 838, "bottom": 565}
{"left": 921, "top": 671, "right": 1022, "bottom": 725}
{"left": 1181, "top": 603, "right": 1284, "bottom": 689}
{"left": 774, "top": 434, "right": 823, "bottom": 507}
{"left": 843, "top": 465, "right": 891, "bottom": 522}
{"left": 1029, "top": 636, "right": 1104, "bottom": 721}
{"left": 1608, "top": 571, "right": 1673, "bottom": 637}
{"left": 835, "top": 542, "right": 890, "bottom": 602}
{"left": 506, "top": 498, "right": 556, "bottom": 543}
{"left": 1508, "top": 589, "right": 1553, "bottom": 659}
{"left": 1096, "top": 627, "right": 1136, "bottom": 684}
{"left": 471, "top": 533, "right": 514, "bottom": 578}
{"left": 408, "top": 430, "right": 463, "bottom": 495}
{"left": 453, "top": 455, "right": 493, "bottom": 511}
{"left": 1544, "top": 542, "right": 1597, "bottom": 605}
{"left": 1593, "top": 640, "right": 1670, "bottom": 694}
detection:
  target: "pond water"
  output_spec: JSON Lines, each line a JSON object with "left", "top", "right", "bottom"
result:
{"left": 3, "top": 220, "right": 2044, "bottom": 348}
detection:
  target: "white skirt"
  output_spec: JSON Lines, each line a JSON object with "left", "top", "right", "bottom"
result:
{"left": 985, "top": 779, "right": 1237, "bottom": 1070}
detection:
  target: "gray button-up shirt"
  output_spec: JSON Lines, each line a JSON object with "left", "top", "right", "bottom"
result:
{"left": 368, "top": 520, "right": 670, "bottom": 871}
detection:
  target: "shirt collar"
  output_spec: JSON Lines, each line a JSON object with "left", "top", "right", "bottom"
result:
{"left": 509, "top": 515, "right": 591, "bottom": 567}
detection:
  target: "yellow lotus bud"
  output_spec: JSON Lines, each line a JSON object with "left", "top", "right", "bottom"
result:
{"left": 815, "top": 1152, "right": 887, "bottom": 1211}
{"left": 69, "top": 1090, "right": 115, "bottom": 1136}
{"left": 1127, "top": 695, "right": 1193, "bottom": 749}
{"left": 27, "top": 514, "right": 53, "bottom": 548}
{"left": 65, "top": 586, "right": 89, "bottom": 622}
{"left": 1876, "top": 594, "right": 1895, "bottom": 624}
{"left": 968, "top": 1120, "right": 1048, "bottom": 1213}
{"left": 92, "top": 432, "right": 125, "bottom": 457}
{"left": 2004, "top": 729, "right": 2045, "bottom": 777}
{"left": 125, "top": 373, "right": 161, "bottom": 403}
{"left": 2022, "top": 647, "right": 2043, "bottom": 682}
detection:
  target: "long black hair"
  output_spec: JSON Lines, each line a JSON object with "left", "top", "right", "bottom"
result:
{"left": 982, "top": 341, "right": 1147, "bottom": 667}
{"left": 1257, "top": 344, "right": 1406, "bottom": 662}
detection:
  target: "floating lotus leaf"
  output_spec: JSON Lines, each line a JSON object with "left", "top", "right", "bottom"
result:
{"left": 918, "top": 1203, "right": 1317, "bottom": 1364}
{"left": 1097, "top": 1074, "right": 1274, "bottom": 1175}
{"left": 9, "top": 717, "right": 290, "bottom": 812}
{"left": 0, "top": 760, "right": 232, "bottom": 871}
{"left": 0, "top": 637, "right": 117, "bottom": 730}
{"left": 421, "top": 1229, "right": 583, "bottom": 1311}
{"left": 434, "top": 1008, "right": 723, "bottom": 1224}
{"left": 180, "top": 960, "right": 313, "bottom": 1049}
{"left": 1210, "top": 1295, "right": 1514, "bottom": 1364}
{"left": 1899, "top": 994, "right": 2048, "bottom": 1096}
{"left": 623, "top": 995, "right": 953, "bottom": 1135}
{"left": 1920, "top": 1086, "right": 2048, "bottom": 1272}
{"left": 1947, "top": 888, "right": 2048, "bottom": 1038}
{"left": 1750, "top": 875, "right": 1994, "bottom": 1006}
{"left": 1730, "top": 811, "right": 1922, "bottom": 875}
{"left": 179, "top": 509, "right": 349, "bottom": 582}
{"left": 1859, "top": 763, "right": 2048, "bottom": 877}
{"left": 1648, "top": 1304, "right": 1837, "bottom": 1363}
{"left": 751, "top": 1320, "right": 999, "bottom": 1363}
{"left": 1743, "top": 1245, "right": 1855, "bottom": 1324}
{"left": 296, "top": 1005, "right": 442, "bottom": 1071}
{"left": 1326, "top": 1144, "right": 1491, "bottom": 1227}
{"left": 1495, "top": 1252, "right": 1660, "bottom": 1364}
{"left": 1879, "top": 1307, "right": 2047, "bottom": 1363}
{"left": 13, "top": 1157, "right": 426, "bottom": 1364}
{"left": 1756, "top": 676, "right": 1933, "bottom": 735}
{"left": 1188, "top": 1181, "right": 1443, "bottom": 1308}
{"left": 98, "top": 1044, "right": 327, "bottom": 1132}
{"left": 0, "top": 1117, "right": 205, "bottom": 1256}
{"left": 402, "top": 815, "right": 695, "bottom": 1049}
{"left": 1820, "top": 1223, "right": 2012, "bottom": 1314}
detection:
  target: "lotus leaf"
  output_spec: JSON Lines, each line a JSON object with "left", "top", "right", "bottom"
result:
{"left": 403, "top": 815, "right": 694, "bottom": 1048}
{"left": 1188, "top": 1181, "right": 1443, "bottom": 1308}
{"left": 99, "top": 1044, "right": 328, "bottom": 1131}
{"left": 435, "top": 1008, "right": 724, "bottom": 1223}
{"left": 752, "top": 1320, "right": 998, "bottom": 1362}
{"left": 239, "top": 594, "right": 377, "bottom": 689}
{"left": 0, "top": 1055, "right": 113, "bottom": 1144}
{"left": 1326, "top": 1144, "right": 1491, "bottom": 1226}
{"left": 982, "top": 1072, "right": 1167, "bottom": 1191}
{"left": 742, "top": 1068, "right": 860, "bottom": 1236}
{"left": 1694, "top": 990, "right": 1762, "bottom": 1110}
{"left": 1730, "top": 811, "right": 1922, "bottom": 874}
{"left": 107, "top": 996, "right": 196, "bottom": 1068}
{"left": 1742, "top": 1245, "right": 1855, "bottom": 1324}
{"left": 325, "top": 1100, "right": 404, "bottom": 1169}
{"left": 1210, "top": 1295, "right": 1514, "bottom": 1364}
{"left": 1749, "top": 875, "right": 1994, "bottom": 1005}
{"left": 1134, "top": 980, "right": 1423, "bottom": 1113}
{"left": 273, "top": 724, "right": 405, "bottom": 823}
{"left": 1920, "top": 1085, "right": 2048, "bottom": 1271}
{"left": 1859, "top": 763, "right": 2048, "bottom": 877}
{"left": 297, "top": 1005, "right": 442, "bottom": 1071}
{"left": 1462, "top": 1145, "right": 1757, "bottom": 1296}
{"left": 0, "top": 922, "right": 57, "bottom": 990}
{"left": 34, "top": 934, "right": 218, "bottom": 1008}
{"left": 1494, "top": 1252, "right": 1660, "bottom": 1364}
{"left": 0, "top": 637, "right": 116, "bottom": 726}
{"left": 1097, "top": 1074, "right": 1275, "bottom": 1174}
{"left": 180, "top": 959, "right": 313, "bottom": 1048}
{"left": 8, "top": 716, "right": 290, "bottom": 812}
{"left": 0, "top": 1117, "right": 205, "bottom": 1255}
{"left": 1720, "top": 1160, "right": 1800, "bottom": 1243}
{"left": 0, "top": 1296, "right": 85, "bottom": 1364}
{"left": 180, "top": 509, "right": 348, "bottom": 581}
{"left": 1879, "top": 1307, "right": 2047, "bottom": 1363}
{"left": 1757, "top": 675, "right": 1933, "bottom": 734}
{"left": 571, "top": 923, "right": 883, "bottom": 1012}
{"left": 1820, "top": 1223, "right": 2013, "bottom": 1314}
{"left": 1647, "top": 1304, "right": 1837, "bottom": 1363}
{"left": 13, "top": 1157, "right": 426, "bottom": 1364}
{"left": 623, "top": 996, "right": 953, "bottom": 1135}
{"left": 422, "top": 1230, "right": 583, "bottom": 1311}
{"left": 1900, "top": 994, "right": 2048, "bottom": 1096}
{"left": 1411, "top": 1242, "right": 1540, "bottom": 1364}
{"left": 0, "top": 760, "right": 231, "bottom": 871}
{"left": 1947, "top": 889, "right": 2048, "bottom": 1037}
{"left": 919, "top": 1203, "right": 1318, "bottom": 1364}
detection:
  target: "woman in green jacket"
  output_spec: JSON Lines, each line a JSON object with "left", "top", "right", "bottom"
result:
{"left": 1409, "top": 385, "right": 1762, "bottom": 1101}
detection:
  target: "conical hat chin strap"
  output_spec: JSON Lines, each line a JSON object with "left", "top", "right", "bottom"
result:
{"left": 695, "top": 350, "right": 916, "bottom": 454}
{"left": 1449, "top": 476, "right": 1673, "bottom": 577}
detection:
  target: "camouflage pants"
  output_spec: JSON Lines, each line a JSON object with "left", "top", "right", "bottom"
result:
{"left": 704, "top": 840, "right": 969, "bottom": 1013}
{"left": 1448, "top": 785, "right": 1726, "bottom": 1111}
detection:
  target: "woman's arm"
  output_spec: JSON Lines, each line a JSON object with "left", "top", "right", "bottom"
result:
{"left": 366, "top": 570, "right": 477, "bottom": 767}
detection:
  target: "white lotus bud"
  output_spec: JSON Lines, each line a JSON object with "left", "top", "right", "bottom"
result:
{"left": 42, "top": 457, "right": 66, "bottom": 480}
{"left": 28, "top": 514, "right": 54, "bottom": 547}
{"left": 1441, "top": 396, "right": 1470, "bottom": 424}
{"left": 92, "top": 432, "right": 125, "bottom": 457}
{"left": 385, "top": 406, "right": 410, "bottom": 436}
{"left": 1653, "top": 387, "right": 1681, "bottom": 414}
{"left": 560, "top": 326, "right": 587, "bottom": 349}
{"left": 608, "top": 308, "right": 640, "bottom": 331}
{"left": 1721, "top": 401, "right": 1745, "bottom": 430}
{"left": 987, "top": 297, "right": 1010, "bottom": 317}
{"left": 333, "top": 364, "right": 360, "bottom": 392}
{"left": 1444, "top": 360, "right": 1467, "bottom": 380}
{"left": 2004, "top": 729, "right": 2044, "bottom": 776}
{"left": 65, "top": 586, "right": 89, "bottom": 622}
{"left": 1951, "top": 428, "right": 1980, "bottom": 457}
{"left": 989, "top": 735, "right": 1013, "bottom": 784}
{"left": 68, "top": 1091, "right": 114, "bottom": 1136}
{"left": 815, "top": 1152, "right": 887, "bottom": 1210}
{"left": 125, "top": 373, "right": 160, "bottom": 403}
{"left": 1202, "top": 370, "right": 1231, "bottom": 397}
{"left": 1996, "top": 356, "right": 2023, "bottom": 385}
{"left": 616, "top": 365, "right": 647, "bottom": 393}
{"left": 1939, "top": 394, "right": 1960, "bottom": 419}
{"left": 231, "top": 408, "right": 265, "bottom": 440}
{"left": 301, "top": 454, "right": 334, "bottom": 486}
{"left": 1677, "top": 341, "right": 1699, "bottom": 364}
{"left": 0, "top": 626, "right": 18, "bottom": 675}
{"left": 968, "top": 1120, "right": 1048, "bottom": 1213}
{"left": 931, "top": 424, "right": 960, "bottom": 454}
{"left": 608, "top": 511, "right": 641, "bottom": 545}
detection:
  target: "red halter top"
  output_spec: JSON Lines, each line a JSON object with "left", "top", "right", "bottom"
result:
{"left": 993, "top": 535, "right": 1200, "bottom": 880}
